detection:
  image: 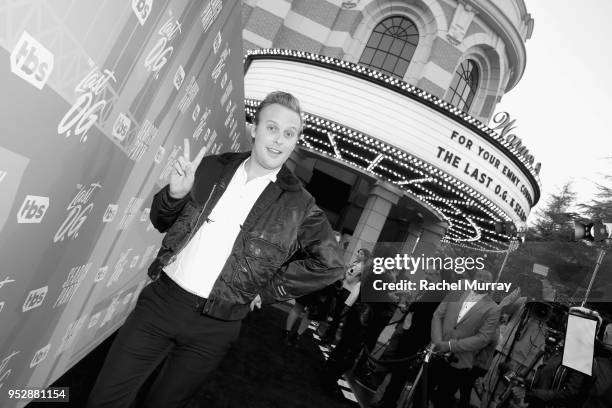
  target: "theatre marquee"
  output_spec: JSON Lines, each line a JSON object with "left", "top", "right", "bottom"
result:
{"left": 244, "top": 50, "right": 541, "bottom": 251}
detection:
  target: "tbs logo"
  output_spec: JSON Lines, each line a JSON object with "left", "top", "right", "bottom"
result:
{"left": 154, "top": 146, "right": 166, "bottom": 164}
{"left": 17, "top": 195, "right": 49, "bottom": 224}
{"left": 88, "top": 312, "right": 101, "bottom": 329}
{"left": 94, "top": 266, "right": 109, "bottom": 283}
{"left": 174, "top": 65, "right": 185, "bottom": 90}
{"left": 192, "top": 104, "right": 200, "bottom": 121}
{"left": 112, "top": 113, "right": 131, "bottom": 142}
{"left": 30, "top": 344, "right": 51, "bottom": 368}
{"left": 103, "top": 204, "right": 118, "bottom": 223}
{"left": 22, "top": 286, "right": 48, "bottom": 312}
{"left": 132, "top": 0, "right": 153, "bottom": 25}
{"left": 10, "top": 31, "right": 54, "bottom": 90}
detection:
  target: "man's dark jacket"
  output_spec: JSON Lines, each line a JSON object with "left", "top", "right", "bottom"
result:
{"left": 148, "top": 151, "right": 345, "bottom": 321}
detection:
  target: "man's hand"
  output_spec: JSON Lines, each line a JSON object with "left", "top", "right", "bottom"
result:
{"left": 169, "top": 138, "right": 206, "bottom": 199}
{"left": 433, "top": 341, "right": 451, "bottom": 353}
{"left": 402, "top": 311, "right": 413, "bottom": 330}
{"left": 250, "top": 294, "right": 262, "bottom": 311}
{"left": 501, "top": 313, "right": 510, "bottom": 324}
{"left": 511, "top": 386, "right": 526, "bottom": 401}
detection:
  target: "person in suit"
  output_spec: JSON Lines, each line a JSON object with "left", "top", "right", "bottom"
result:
{"left": 322, "top": 246, "right": 396, "bottom": 396}
{"left": 428, "top": 269, "right": 501, "bottom": 408}
{"left": 371, "top": 269, "right": 449, "bottom": 408}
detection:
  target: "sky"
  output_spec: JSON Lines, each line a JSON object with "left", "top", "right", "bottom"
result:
{"left": 495, "top": 0, "right": 612, "bottom": 220}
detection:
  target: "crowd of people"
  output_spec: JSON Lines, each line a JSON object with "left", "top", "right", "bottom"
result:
{"left": 283, "top": 245, "right": 612, "bottom": 408}
{"left": 301, "top": 249, "right": 503, "bottom": 408}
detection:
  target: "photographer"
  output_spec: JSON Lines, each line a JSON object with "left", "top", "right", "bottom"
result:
{"left": 516, "top": 350, "right": 590, "bottom": 408}
{"left": 582, "top": 322, "right": 612, "bottom": 408}
{"left": 510, "top": 320, "right": 611, "bottom": 408}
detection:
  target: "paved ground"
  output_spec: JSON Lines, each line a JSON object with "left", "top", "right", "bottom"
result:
{"left": 27, "top": 304, "right": 368, "bottom": 408}
{"left": 188, "top": 305, "right": 362, "bottom": 408}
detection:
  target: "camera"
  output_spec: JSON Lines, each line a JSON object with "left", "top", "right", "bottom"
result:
{"left": 572, "top": 220, "right": 612, "bottom": 242}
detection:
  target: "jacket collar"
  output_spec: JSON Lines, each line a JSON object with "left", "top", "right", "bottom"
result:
{"left": 217, "top": 151, "right": 302, "bottom": 192}
{"left": 457, "top": 293, "right": 493, "bottom": 325}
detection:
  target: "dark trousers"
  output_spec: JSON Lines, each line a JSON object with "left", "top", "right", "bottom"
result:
{"left": 364, "top": 304, "right": 395, "bottom": 352}
{"left": 87, "top": 273, "right": 241, "bottom": 408}
{"left": 322, "top": 288, "right": 350, "bottom": 342}
{"left": 323, "top": 305, "right": 365, "bottom": 385}
{"left": 429, "top": 359, "right": 470, "bottom": 408}
{"left": 378, "top": 367, "right": 414, "bottom": 408}
{"left": 458, "top": 366, "right": 487, "bottom": 408}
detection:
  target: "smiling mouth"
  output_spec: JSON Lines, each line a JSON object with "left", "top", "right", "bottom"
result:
{"left": 266, "top": 147, "right": 282, "bottom": 155}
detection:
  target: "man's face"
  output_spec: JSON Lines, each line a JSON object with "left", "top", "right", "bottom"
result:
{"left": 251, "top": 103, "right": 301, "bottom": 171}
{"left": 473, "top": 270, "right": 492, "bottom": 294}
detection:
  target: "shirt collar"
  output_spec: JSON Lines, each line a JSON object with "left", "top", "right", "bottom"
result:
{"left": 466, "top": 290, "right": 485, "bottom": 302}
{"left": 241, "top": 158, "right": 280, "bottom": 183}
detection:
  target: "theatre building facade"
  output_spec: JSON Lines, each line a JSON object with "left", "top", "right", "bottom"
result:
{"left": 241, "top": 0, "right": 540, "bottom": 261}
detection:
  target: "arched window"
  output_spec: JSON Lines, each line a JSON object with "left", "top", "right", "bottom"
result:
{"left": 448, "top": 59, "right": 479, "bottom": 112}
{"left": 359, "top": 16, "right": 419, "bottom": 78}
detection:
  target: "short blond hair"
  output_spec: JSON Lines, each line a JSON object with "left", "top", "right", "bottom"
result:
{"left": 253, "top": 91, "right": 303, "bottom": 128}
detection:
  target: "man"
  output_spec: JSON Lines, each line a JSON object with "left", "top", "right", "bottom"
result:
{"left": 371, "top": 269, "right": 449, "bottom": 408}
{"left": 510, "top": 320, "right": 611, "bottom": 408}
{"left": 428, "top": 269, "right": 500, "bottom": 408}
{"left": 518, "top": 350, "right": 590, "bottom": 408}
{"left": 322, "top": 245, "right": 396, "bottom": 395}
{"left": 87, "top": 91, "right": 344, "bottom": 408}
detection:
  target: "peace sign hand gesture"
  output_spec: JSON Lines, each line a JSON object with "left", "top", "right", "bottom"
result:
{"left": 168, "top": 138, "right": 206, "bottom": 199}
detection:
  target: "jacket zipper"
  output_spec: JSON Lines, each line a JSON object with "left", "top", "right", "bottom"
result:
{"left": 167, "top": 183, "right": 219, "bottom": 264}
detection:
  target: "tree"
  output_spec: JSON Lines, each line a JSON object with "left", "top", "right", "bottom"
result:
{"left": 529, "top": 182, "right": 579, "bottom": 241}
{"left": 575, "top": 158, "right": 612, "bottom": 306}
{"left": 579, "top": 157, "right": 612, "bottom": 221}
{"left": 500, "top": 183, "right": 596, "bottom": 301}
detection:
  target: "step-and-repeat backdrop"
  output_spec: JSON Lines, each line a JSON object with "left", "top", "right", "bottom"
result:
{"left": 0, "top": 1, "right": 247, "bottom": 405}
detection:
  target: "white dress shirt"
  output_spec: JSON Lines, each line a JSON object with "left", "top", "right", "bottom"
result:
{"left": 344, "top": 282, "right": 361, "bottom": 307}
{"left": 345, "top": 261, "right": 363, "bottom": 282}
{"left": 163, "top": 158, "right": 279, "bottom": 298}
{"left": 457, "top": 291, "right": 485, "bottom": 323}
{"left": 342, "top": 261, "right": 363, "bottom": 306}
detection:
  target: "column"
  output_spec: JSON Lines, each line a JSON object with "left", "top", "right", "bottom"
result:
{"left": 345, "top": 181, "right": 402, "bottom": 264}
{"left": 285, "top": 150, "right": 300, "bottom": 172}
{"left": 401, "top": 220, "right": 447, "bottom": 283}
{"left": 291, "top": 151, "right": 315, "bottom": 183}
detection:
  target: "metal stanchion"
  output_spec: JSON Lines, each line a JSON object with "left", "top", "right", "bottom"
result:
{"left": 495, "top": 240, "right": 518, "bottom": 283}
{"left": 397, "top": 346, "right": 435, "bottom": 408}
{"left": 581, "top": 248, "right": 607, "bottom": 307}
